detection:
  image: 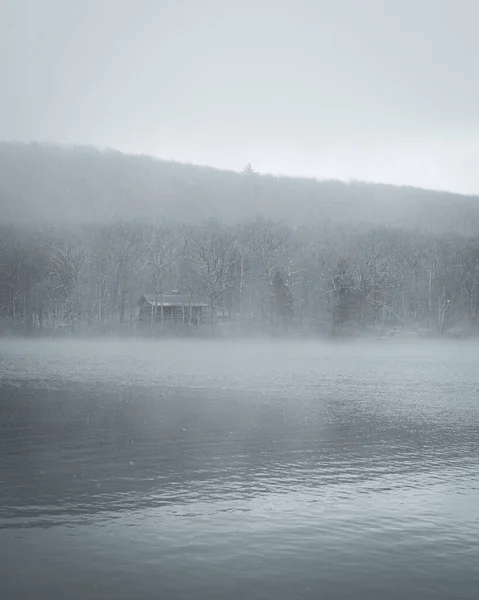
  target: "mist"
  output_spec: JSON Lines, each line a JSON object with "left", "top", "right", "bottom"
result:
{"left": 2, "top": 1, "right": 479, "bottom": 598}
{"left": 2, "top": 335, "right": 479, "bottom": 598}
{"left": 2, "top": 0, "right": 479, "bottom": 192}
{"left": 2, "top": 186, "right": 478, "bottom": 339}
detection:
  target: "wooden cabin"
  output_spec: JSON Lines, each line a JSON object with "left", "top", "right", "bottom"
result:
{"left": 138, "top": 294, "right": 208, "bottom": 325}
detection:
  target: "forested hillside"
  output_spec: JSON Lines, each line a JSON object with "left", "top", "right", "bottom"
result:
{"left": 1, "top": 142, "right": 479, "bottom": 234}
{"left": 1, "top": 143, "right": 479, "bottom": 337}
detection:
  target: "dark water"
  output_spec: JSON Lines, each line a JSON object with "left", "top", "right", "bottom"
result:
{"left": 1, "top": 339, "right": 479, "bottom": 600}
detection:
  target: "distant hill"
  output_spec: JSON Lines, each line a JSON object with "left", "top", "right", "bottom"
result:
{"left": 1, "top": 142, "right": 478, "bottom": 234}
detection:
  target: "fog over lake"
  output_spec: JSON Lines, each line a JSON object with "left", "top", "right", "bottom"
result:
{"left": 1, "top": 339, "right": 478, "bottom": 599}
{"left": 3, "top": 2, "right": 479, "bottom": 597}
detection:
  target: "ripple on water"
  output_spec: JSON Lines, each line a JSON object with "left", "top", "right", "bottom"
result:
{"left": 1, "top": 339, "right": 479, "bottom": 599}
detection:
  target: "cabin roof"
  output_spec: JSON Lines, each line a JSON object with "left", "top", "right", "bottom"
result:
{"left": 140, "top": 294, "right": 208, "bottom": 308}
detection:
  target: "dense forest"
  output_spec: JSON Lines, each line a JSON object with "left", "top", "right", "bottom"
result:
{"left": 1, "top": 143, "right": 479, "bottom": 337}
{"left": 1, "top": 218, "right": 478, "bottom": 337}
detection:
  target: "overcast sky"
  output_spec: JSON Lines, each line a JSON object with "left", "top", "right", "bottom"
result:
{"left": 1, "top": 0, "right": 479, "bottom": 193}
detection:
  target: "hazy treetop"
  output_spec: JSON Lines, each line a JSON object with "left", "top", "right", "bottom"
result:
{"left": 1, "top": 142, "right": 479, "bottom": 235}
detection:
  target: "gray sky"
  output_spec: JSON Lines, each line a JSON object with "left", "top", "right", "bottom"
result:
{"left": 1, "top": 0, "right": 479, "bottom": 193}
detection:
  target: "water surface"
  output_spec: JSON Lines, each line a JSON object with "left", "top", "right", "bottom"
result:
{"left": 1, "top": 339, "right": 478, "bottom": 599}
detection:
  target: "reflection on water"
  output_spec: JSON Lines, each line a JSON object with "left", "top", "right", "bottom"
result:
{"left": 1, "top": 340, "right": 479, "bottom": 599}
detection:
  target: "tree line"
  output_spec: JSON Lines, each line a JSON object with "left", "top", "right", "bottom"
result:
{"left": 1, "top": 217, "right": 478, "bottom": 336}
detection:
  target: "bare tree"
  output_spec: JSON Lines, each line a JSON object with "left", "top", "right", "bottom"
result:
{"left": 49, "top": 236, "right": 85, "bottom": 330}
{"left": 142, "top": 224, "right": 178, "bottom": 325}
{"left": 188, "top": 223, "right": 237, "bottom": 327}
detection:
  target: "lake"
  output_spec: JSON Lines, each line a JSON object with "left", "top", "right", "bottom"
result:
{"left": 1, "top": 338, "right": 478, "bottom": 599}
